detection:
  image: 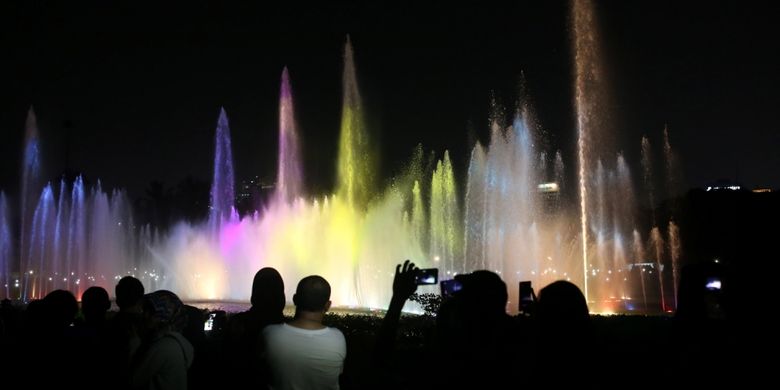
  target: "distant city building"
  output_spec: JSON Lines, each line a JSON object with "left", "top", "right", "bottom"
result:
{"left": 236, "top": 175, "right": 275, "bottom": 216}
{"left": 538, "top": 182, "right": 562, "bottom": 213}
{"left": 537, "top": 182, "right": 560, "bottom": 193}
{"left": 752, "top": 188, "right": 772, "bottom": 193}
{"left": 706, "top": 185, "right": 740, "bottom": 191}
{"left": 705, "top": 179, "right": 742, "bottom": 192}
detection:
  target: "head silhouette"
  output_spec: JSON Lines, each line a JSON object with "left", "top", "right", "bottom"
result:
{"left": 143, "top": 290, "right": 185, "bottom": 332}
{"left": 115, "top": 276, "right": 144, "bottom": 311}
{"left": 42, "top": 289, "right": 79, "bottom": 329}
{"left": 436, "top": 270, "right": 509, "bottom": 348}
{"left": 81, "top": 286, "right": 110, "bottom": 324}
{"left": 536, "top": 280, "right": 589, "bottom": 327}
{"left": 293, "top": 275, "right": 331, "bottom": 312}
{"left": 250, "top": 267, "right": 285, "bottom": 313}
{"left": 458, "top": 270, "right": 508, "bottom": 316}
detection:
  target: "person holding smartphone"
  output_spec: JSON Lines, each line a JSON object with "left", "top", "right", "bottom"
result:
{"left": 130, "top": 290, "right": 194, "bottom": 390}
{"left": 374, "top": 260, "right": 420, "bottom": 369}
{"left": 435, "top": 270, "right": 525, "bottom": 389}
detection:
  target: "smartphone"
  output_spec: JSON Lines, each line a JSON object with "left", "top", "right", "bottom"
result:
{"left": 204, "top": 312, "right": 216, "bottom": 331}
{"left": 518, "top": 281, "right": 535, "bottom": 312}
{"left": 415, "top": 268, "right": 439, "bottom": 285}
{"left": 705, "top": 277, "right": 722, "bottom": 291}
{"left": 440, "top": 279, "right": 463, "bottom": 298}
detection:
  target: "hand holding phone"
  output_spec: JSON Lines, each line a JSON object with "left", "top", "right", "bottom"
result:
{"left": 204, "top": 312, "right": 216, "bottom": 331}
{"left": 519, "top": 281, "right": 535, "bottom": 313}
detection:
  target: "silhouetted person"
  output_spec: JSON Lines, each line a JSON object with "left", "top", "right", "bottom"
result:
{"left": 107, "top": 276, "right": 146, "bottom": 388}
{"left": 373, "top": 260, "right": 438, "bottom": 389}
{"left": 0, "top": 298, "right": 16, "bottom": 341}
{"left": 26, "top": 290, "right": 79, "bottom": 388}
{"left": 675, "top": 262, "right": 728, "bottom": 323}
{"left": 262, "top": 275, "right": 346, "bottom": 390}
{"left": 181, "top": 304, "right": 206, "bottom": 346}
{"left": 0, "top": 298, "right": 17, "bottom": 372}
{"left": 536, "top": 280, "right": 589, "bottom": 329}
{"left": 116, "top": 276, "right": 145, "bottom": 313}
{"left": 435, "top": 270, "right": 522, "bottom": 389}
{"left": 130, "top": 290, "right": 194, "bottom": 390}
{"left": 76, "top": 286, "right": 112, "bottom": 390}
{"left": 673, "top": 262, "right": 737, "bottom": 383}
{"left": 224, "top": 267, "right": 286, "bottom": 388}
{"left": 180, "top": 304, "right": 207, "bottom": 390}
{"left": 81, "top": 286, "right": 111, "bottom": 327}
{"left": 534, "top": 280, "right": 592, "bottom": 381}
{"left": 375, "top": 260, "right": 418, "bottom": 368}
{"left": 43, "top": 289, "right": 80, "bottom": 330}
{"left": 0, "top": 298, "right": 11, "bottom": 330}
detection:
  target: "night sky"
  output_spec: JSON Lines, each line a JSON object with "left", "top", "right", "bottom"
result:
{"left": 1, "top": 1, "right": 777, "bottom": 201}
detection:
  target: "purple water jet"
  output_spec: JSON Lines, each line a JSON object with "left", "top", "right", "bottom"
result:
{"left": 209, "top": 108, "right": 237, "bottom": 231}
{"left": 276, "top": 68, "right": 303, "bottom": 203}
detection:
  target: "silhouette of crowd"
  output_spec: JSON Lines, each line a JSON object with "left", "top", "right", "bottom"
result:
{"left": 0, "top": 259, "right": 743, "bottom": 389}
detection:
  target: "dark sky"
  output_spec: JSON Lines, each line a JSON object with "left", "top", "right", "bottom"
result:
{"left": 1, "top": 1, "right": 777, "bottom": 201}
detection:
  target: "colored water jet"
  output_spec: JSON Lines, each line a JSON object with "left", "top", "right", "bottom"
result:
{"left": 19, "top": 108, "right": 41, "bottom": 298}
{"left": 337, "top": 36, "right": 374, "bottom": 208}
{"left": 0, "top": 29, "right": 682, "bottom": 313}
{"left": 210, "top": 108, "right": 237, "bottom": 230}
{"left": 0, "top": 193, "right": 11, "bottom": 298}
{"left": 277, "top": 67, "right": 303, "bottom": 203}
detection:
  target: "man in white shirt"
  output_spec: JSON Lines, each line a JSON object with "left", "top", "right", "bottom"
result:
{"left": 262, "top": 275, "right": 346, "bottom": 390}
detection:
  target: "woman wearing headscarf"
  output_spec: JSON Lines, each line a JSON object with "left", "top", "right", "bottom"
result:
{"left": 130, "top": 290, "right": 194, "bottom": 390}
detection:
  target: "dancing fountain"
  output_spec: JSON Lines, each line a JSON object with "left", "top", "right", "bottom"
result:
{"left": 0, "top": 1, "right": 682, "bottom": 312}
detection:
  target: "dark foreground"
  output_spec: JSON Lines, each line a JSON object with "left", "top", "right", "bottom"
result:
{"left": 0, "top": 303, "right": 763, "bottom": 388}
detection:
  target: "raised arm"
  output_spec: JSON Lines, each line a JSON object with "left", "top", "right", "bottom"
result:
{"left": 374, "top": 260, "right": 418, "bottom": 366}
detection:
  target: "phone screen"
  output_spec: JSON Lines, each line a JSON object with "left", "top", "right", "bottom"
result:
{"left": 705, "top": 277, "right": 722, "bottom": 291}
{"left": 519, "top": 281, "right": 534, "bottom": 312}
{"left": 415, "top": 268, "right": 439, "bottom": 285}
{"left": 520, "top": 282, "right": 534, "bottom": 300}
{"left": 440, "top": 279, "right": 463, "bottom": 298}
{"left": 204, "top": 313, "right": 215, "bottom": 331}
